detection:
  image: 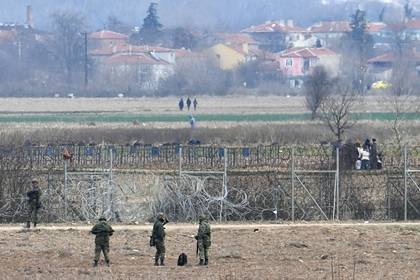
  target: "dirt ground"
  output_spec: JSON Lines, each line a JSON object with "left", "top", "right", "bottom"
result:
{"left": 1, "top": 222, "right": 420, "bottom": 280}
{"left": 0, "top": 95, "right": 401, "bottom": 114}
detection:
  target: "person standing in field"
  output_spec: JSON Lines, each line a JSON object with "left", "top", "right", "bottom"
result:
{"left": 26, "top": 178, "right": 41, "bottom": 228}
{"left": 152, "top": 212, "right": 168, "bottom": 266}
{"left": 370, "top": 138, "right": 378, "bottom": 169}
{"left": 193, "top": 98, "right": 198, "bottom": 111}
{"left": 195, "top": 215, "right": 211, "bottom": 266}
{"left": 189, "top": 115, "right": 196, "bottom": 129}
{"left": 91, "top": 217, "right": 114, "bottom": 267}
{"left": 361, "top": 147, "right": 370, "bottom": 170}
{"left": 186, "top": 97, "right": 192, "bottom": 110}
{"left": 179, "top": 98, "right": 184, "bottom": 111}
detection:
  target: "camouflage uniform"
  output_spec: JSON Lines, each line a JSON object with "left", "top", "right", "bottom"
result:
{"left": 91, "top": 218, "right": 114, "bottom": 267}
{"left": 152, "top": 213, "right": 167, "bottom": 266}
{"left": 196, "top": 215, "right": 211, "bottom": 265}
{"left": 26, "top": 180, "right": 41, "bottom": 228}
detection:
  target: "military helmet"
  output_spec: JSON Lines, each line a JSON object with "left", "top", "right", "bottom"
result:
{"left": 98, "top": 216, "right": 106, "bottom": 221}
{"left": 157, "top": 212, "right": 165, "bottom": 220}
{"left": 31, "top": 178, "right": 39, "bottom": 183}
{"left": 199, "top": 214, "right": 207, "bottom": 222}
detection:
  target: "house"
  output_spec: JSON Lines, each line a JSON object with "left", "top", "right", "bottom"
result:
{"left": 98, "top": 53, "right": 174, "bottom": 90}
{"left": 367, "top": 51, "right": 420, "bottom": 80}
{"left": 88, "top": 30, "right": 129, "bottom": 49}
{"left": 207, "top": 43, "right": 259, "bottom": 70}
{"left": 276, "top": 47, "right": 340, "bottom": 87}
{"left": 241, "top": 20, "right": 308, "bottom": 51}
{"left": 308, "top": 21, "right": 351, "bottom": 48}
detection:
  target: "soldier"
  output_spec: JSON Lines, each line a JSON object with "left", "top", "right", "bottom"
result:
{"left": 195, "top": 214, "right": 211, "bottom": 266}
{"left": 26, "top": 179, "right": 41, "bottom": 228}
{"left": 178, "top": 98, "right": 184, "bottom": 111}
{"left": 152, "top": 212, "right": 168, "bottom": 266}
{"left": 193, "top": 98, "right": 198, "bottom": 111}
{"left": 91, "top": 217, "right": 114, "bottom": 267}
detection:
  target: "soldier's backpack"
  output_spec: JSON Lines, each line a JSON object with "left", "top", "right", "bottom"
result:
{"left": 177, "top": 253, "right": 188, "bottom": 266}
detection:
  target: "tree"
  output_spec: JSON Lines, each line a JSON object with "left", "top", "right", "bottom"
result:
{"left": 342, "top": 9, "right": 373, "bottom": 94}
{"left": 106, "top": 15, "right": 131, "bottom": 34}
{"left": 319, "top": 81, "right": 359, "bottom": 142}
{"left": 132, "top": 2, "right": 163, "bottom": 44}
{"left": 51, "top": 11, "right": 85, "bottom": 85}
{"left": 304, "top": 66, "right": 332, "bottom": 120}
{"left": 172, "top": 27, "right": 197, "bottom": 49}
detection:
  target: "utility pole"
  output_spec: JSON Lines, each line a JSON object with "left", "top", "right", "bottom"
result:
{"left": 84, "top": 32, "right": 88, "bottom": 87}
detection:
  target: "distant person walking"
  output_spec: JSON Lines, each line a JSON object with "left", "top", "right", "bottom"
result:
{"left": 186, "top": 97, "right": 192, "bottom": 110}
{"left": 193, "top": 98, "right": 198, "bottom": 111}
{"left": 26, "top": 178, "right": 41, "bottom": 228}
{"left": 179, "top": 98, "right": 184, "bottom": 111}
{"left": 189, "top": 115, "right": 196, "bottom": 129}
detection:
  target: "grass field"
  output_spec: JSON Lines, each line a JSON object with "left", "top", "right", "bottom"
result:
{"left": 0, "top": 112, "right": 419, "bottom": 123}
{"left": 1, "top": 223, "right": 419, "bottom": 279}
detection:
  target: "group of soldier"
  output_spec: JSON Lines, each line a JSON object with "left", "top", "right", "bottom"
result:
{"left": 25, "top": 179, "right": 212, "bottom": 267}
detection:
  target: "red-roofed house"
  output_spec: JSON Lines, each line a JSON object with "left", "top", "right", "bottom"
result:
{"left": 88, "top": 30, "right": 129, "bottom": 49}
{"left": 367, "top": 51, "right": 420, "bottom": 80}
{"left": 276, "top": 47, "right": 340, "bottom": 87}
{"left": 308, "top": 21, "right": 351, "bottom": 48}
{"left": 241, "top": 20, "right": 308, "bottom": 51}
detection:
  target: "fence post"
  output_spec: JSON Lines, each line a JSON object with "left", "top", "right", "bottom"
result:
{"left": 108, "top": 147, "right": 114, "bottom": 220}
{"left": 404, "top": 145, "right": 408, "bottom": 221}
{"left": 336, "top": 147, "right": 340, "bottom": 221}
{"left": 220, "top": 147, "right": 228, "bottom": 222}
{"left": 64, "top": 159, "right": 68, "bottom": 220}
{"left": 179, "top": 146, "right": 182, "bottom": 178}
{"left": 291, "top": 146, "right": 295, "bottom": 222}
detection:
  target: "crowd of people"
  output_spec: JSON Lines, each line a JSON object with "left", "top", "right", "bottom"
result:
{"left": 178, "top": 97, "right": 198, "bottom": 111}
{"left": 355, "top": 138, "right": 383, "bottom": 170}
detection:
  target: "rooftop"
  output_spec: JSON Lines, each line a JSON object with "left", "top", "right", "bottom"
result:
{"left": 278, "top": 47, "right": 337, "bottom": 58}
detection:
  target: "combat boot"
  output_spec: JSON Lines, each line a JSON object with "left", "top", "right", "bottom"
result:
{"left": 92, "top": 260, "right": 98, "bottom": 267}
{"left": 105, "top": 260, "right": 110, "bottom": 267}
{"left": 26, "top": 221, "right": 30, "bottom": 229}
{"left": 33, "top": 222, "right": 37, "bottom": 228}
{"left": 160, "top": 256, "right": 165, "bottom": 266}
{"left": 199, "top": 259, "right": 204, "bottom": 265}
{"left": 204, "top": 258, "right": 208, "bottom": 265}
{"left": 154, "top": 258, "right": 159, "bottom": 266}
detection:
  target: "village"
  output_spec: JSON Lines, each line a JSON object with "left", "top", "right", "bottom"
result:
{"left": 0, "top": 4, "right": 419, "bottom": 97}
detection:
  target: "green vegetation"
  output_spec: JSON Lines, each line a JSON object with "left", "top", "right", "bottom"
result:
{"left": 0, "top": 112, "right": 419, "bottom": 123}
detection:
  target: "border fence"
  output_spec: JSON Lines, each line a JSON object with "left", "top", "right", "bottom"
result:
{"left": 0, "top": 144, "right": 420, "bottom": 223}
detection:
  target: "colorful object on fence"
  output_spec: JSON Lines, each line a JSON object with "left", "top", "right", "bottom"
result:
{"left": 242, "top": 148, "right": 250, "bottom": 157}
{"left": 45, "top": 145, "right": 55, "bottom": 157}
{"left": 63, "top": 147, "right": 73, "bottom": 160}
{"left": 152, "top": 147, "right": 160, "bottom": 157}
{"left": 85, "top": 146, "right": 94, "bottom": 156}
{"left": 371, "top": 80, "right": 391, "bottom": 90}
{"left": 218, "top": 148, "right": 224, "bottom": 158}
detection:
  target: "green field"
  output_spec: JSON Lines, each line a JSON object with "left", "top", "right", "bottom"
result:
{"left": 0, "top": 112, "right": 419, "bottom": 123}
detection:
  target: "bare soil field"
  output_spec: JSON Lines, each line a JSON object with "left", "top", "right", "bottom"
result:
{"left": 1, "top": 223, "right": 420, "bottom": 279}
{"left": 0, "top": 95, "right": 403, "bottom": 114}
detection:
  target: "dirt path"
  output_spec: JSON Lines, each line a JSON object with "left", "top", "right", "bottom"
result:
{"left": 1, "top": 221, "right": 419, "bottom": 232}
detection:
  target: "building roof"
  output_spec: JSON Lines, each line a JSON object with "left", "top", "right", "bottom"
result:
{"left": 278, "top": 47, "right": 337, "bottom": 58}
{"left": 367, "top": 22, "right": 387, "bottom": 33}
{"left": 242, "top": 21, "right": 306, "bottom": 33}
{"left": 104, "top": 53, "right": 170, "bottom": 65}
{"left": 216, "top": 33, "right": 257, "bottom": 44}
{"left": 368, "top": 51, "right": 420, "bottom": 63}
{"left": 88, "top": 30, "right": 129, "bottom": 40}
{"left": 90, "top": 43, "right": 174, "bottom": 56}
{"left": 308, "top": 21, "right": 351, "bottom": 33}
{"left": 406, "top": 19, "right": 420, "bottom": 30}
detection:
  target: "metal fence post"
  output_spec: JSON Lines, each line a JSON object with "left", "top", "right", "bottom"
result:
{"left": 220, "top": 147, "right": 228, "bottom": 222}
{"left": 404, "top": 145, "right": 408, "bottom": 221}
{"left": 291, "top": 146, "right": 295, "bottom": 222}
{"left": 108, "top": 147, "right": 114, "bottom": 220}
{"left": 64, "top": 159, "right": 68, "bottom": 220}
{"left": 179, "top": 146, "right": 182, "bottom": 178}
{"left": 336, "top": 147, "right": 340, "bottom": 221}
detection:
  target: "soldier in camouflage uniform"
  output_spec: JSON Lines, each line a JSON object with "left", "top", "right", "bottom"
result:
{"left": 26, "top": 179, "right": 41, "bottom": 228}
{"left": 195, "top": 214, "right": 211, "bottom": 265}
{"left": 152, "top": 212, "right": 167, "bottom": 266}
{"left": 91, "top": 217, "right": 114, "bottom": 267}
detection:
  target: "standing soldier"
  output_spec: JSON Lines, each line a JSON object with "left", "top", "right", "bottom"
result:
{"left": 178, "top": 98, "right": 184, "bottom": 111}
{"left": 152, "top": 212, "right": 168, "bottom": 266}
{"left": 186, "top": 97, "right": 192, "bottom": 110}
{"left": 193, "top": 98, "right": 198, "bottom": 111}
{"left": 26, "top": 179, "right": 41, "bottom": 228}
{"left": 195, "top": 215, "right": 211, "bottom": 265}
{"left": 91, "top": 217, "right": 114, "bottom": 267}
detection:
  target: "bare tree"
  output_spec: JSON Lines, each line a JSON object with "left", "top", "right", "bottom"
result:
{"left": 51, "top": 11, "right": 86, "bottom": 85}
{"left": 304, "top": 66, "right": 332, "bottom": 120}
{"left": 319, "top": 81, "right": 359, "bottom": 142}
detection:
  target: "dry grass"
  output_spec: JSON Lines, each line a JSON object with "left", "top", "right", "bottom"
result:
{"left": 0, "top": 223, "right": 419, "bottom": 279}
